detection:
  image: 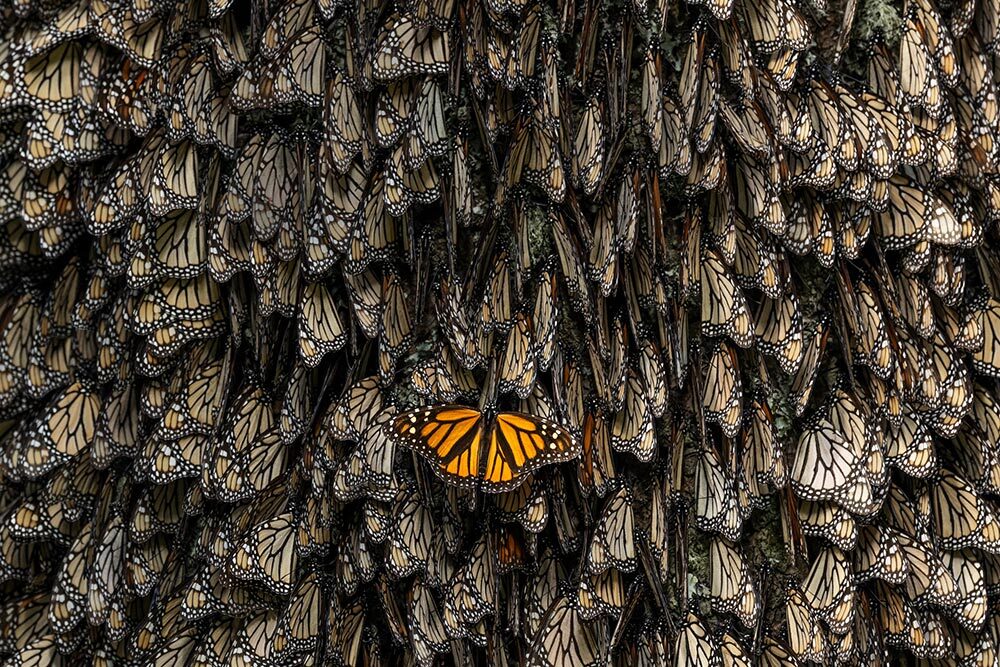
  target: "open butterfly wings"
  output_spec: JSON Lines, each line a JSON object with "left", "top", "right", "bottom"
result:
{"left": 390, "top": 405, "right": 581, "bottom": 493}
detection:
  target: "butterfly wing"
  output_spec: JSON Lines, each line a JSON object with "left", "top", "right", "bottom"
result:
{"left": 481, "top": 412, "right": 580, "bottom": 493}
{"left": 391, "top": 405, "right": 485, "bottom": 488}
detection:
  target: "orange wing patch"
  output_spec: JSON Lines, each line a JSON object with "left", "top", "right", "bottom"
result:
{"left": 482, "top": 412, "right": 581, "bottom": 493}
{"left": 391, "top": 405, "right": 581, "bottom": 493}
{"left": 392, "top": 405, "right": 484, "bottom": 488}
{"left": 484, "top": 426, "right": 516, "bottom": 487}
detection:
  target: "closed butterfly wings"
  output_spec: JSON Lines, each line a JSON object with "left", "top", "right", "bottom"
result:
{"left": 390, "top": 405, "right": 580, "bottom": 492}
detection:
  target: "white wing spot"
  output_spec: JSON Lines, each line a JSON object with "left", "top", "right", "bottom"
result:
{"left": 408, "top": 427, "right": 416, "bottom": 434}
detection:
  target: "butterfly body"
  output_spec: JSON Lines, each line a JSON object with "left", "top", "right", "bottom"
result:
{"left": 390, "top": 405, "right": 580, "bottom": 493}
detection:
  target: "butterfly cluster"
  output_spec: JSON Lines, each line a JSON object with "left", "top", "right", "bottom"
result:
{"left": 2, "top": 0, "right": 1000, "bottom": 664}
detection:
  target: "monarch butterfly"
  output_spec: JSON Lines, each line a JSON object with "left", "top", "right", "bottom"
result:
{"left": 718, "top": 99, "right": 772, "bottom": 160}
{"left": 386, "top": 487, "right": 433, "bottom": 579}
{"left": 742, "top": 0, "right": 810, "bottom": 52}
{"left": 702, "top": 343, "right": 742, "bottom": 439}
{"left": 233, "top": 610, "right": 285, "bottom": 665}
{"left": 444, "top": 533, "right": 496, "bottom": 631}
{"left": 640, "top": 50, "right": 663, "bottom": 149}
{"left": 925, "top": 469, "right": 1000, "bottom": 551}
{"left": 717, "top": 631, "right": 750, "bottom": 667}
{"left": 573, "top": 98, "right": 605, "bottom": 197}
{"left": 784, "top": 583, "right": 828, "bottom": 663}
{"left": 365, "top": 500, "right": 394, "bottom": 551}
{"left": 588, "top": 201, "right": 619, "bottom": 297}
{"left": 215, "top": 426, "right": 287, "bottom": 504}
{"left": 324, "top": 597, "right": 365, "bottom": 666}
{"left": 494, "top": 524, "right": 530, "bottom": 573}
{"left": 742, "top": 395, "right": 786, "bottom": 499}
{"left": 531, "top": 268, "right": 559, "bottom": 372}
{"left": 551, "top": 211, "right": 594, "bottom": 321}
{"left": 676, "top": 219, "right": 703, "bottom": 300}
{"left": 798, "top": 500, "right": 858, "bottom": 551}
{"left": 755, "top": 636, "right": 799, "bottom": 667}
{"left": 673, "top": 614, "right": 719, "bottom": 667}
{"left": 716, "top": 21, "right": 757, "bottom": 97}
{"left": 941, "top": 550, "right": 987, "bottom": 633}
{"left": 591, "top": 314, "right": 628, "bottom": 413}
{"left": 494, "top": 472, "right": 549, "bottom": 534}
{"left": 842, "top": 282, "right": 896, "bottom": 380}
{"left": 875, "top": 176, "right": 962, "bottom": 250}
{"left": 872, "top": 581, "right": 919, "bottom": 654}
{"left": 900, "top": 9, "right": 941, "bottom": 111}
{"left": 334, "top": 523, "right": 378, "bottom": 596}
{"left": 732, "top": 217, "right": 782, "bottom": 298}
{"left": 526, "top": 595, "right": 600, "bottom": 667}
{"left": 896, "top": 532, "right": 959, "bottom": 608}
{"left": 609, "top": 372, "right": 655, "bottom": 462}
{"left": 691, "top": 48, "right": 720, "bottom": 155}
{"left": 48, "top": 521, "right": 93, "bottom": 635}
{"left": 803, "top": 546, "right": 856, "bottom": 633}
{"left": 854, "top": 524, "right": 909, "bottom": 585}
{"left": 389, "top": 405, "right": 580, "bottom": 493}
{"left": 791, "top": 411, "right": 873, "bottom": 514}
{"left": 370, "top": 13, "right": 450, "bottom": 82}
{"left": 19, "top": 42, "right": 86, "bottom": 113}
{"left": 87, "top": 514, "right": 126, "bottom": 628}
{"left": 226, "top": 512, "right": 298, "bottom": 596}
{"left": 577, "top": 410, "right": 617, "bottom": 497}
{"left": 263, "top": 25, "right": 326, "bottom": 109}
{"left": 523, "top": 547, "right": 561, "bottom": 637}
{"left": 331, "top": 444, "right": 368, "bottom": 503}
{"left": 660, "top": 94, "right": 692, "bottom": 177}
{"left": 326, "top": 375, "right": 384, "bottom": 441}
{"left": 411, "top": 344, "right": 478, "bottom": 403}
{"left": 497, "top": 312, "right": 536, "bottom": 399}
{"left": 954, "top": 386, "right": 1000, "bottom": 494}
{"left": 732, "top": 153, "right": 786, "bottom": 236}
{"left": 126, "top": 534, "right": 171, "bottom": 599}
{"left": 636, "top": 338, "right": 667, "bottom": 418}
{"left": 701, "top": 251, "right": 753, "bottom": 348}
{"left": 503, "top": 102, "right": 566, "bottom": 205}
{"left": 278, "top": 362, "right": 313, "bottom": 445}
{"left": 129, "top": 482, "right": 184, "bottom": 540}
{"left": 205, "top": 385, "right": 276, "bottom": 493}
{"left": 323, "top": 72, "right": 363, "bottom": 175}
{"left": 384, "top": 143, "right": 441, "bottom": 216}
{"left": 404, "top": 78, "right": 449, "bottom": 170}
{"left": 25, "top": 105, "right": 123, "bottom": 171}
{"left": 20, "top": 381, "right": 100, "bottom": 479}
{"left": 189, "top": 618, "right": 238, "bottom": 666}
{"left": 694, "top": 445, "right": 743, "bottom": 542}
{"left": 379, "top": 271, "right": 413, "bottom": 381}
{"left": 785, "top": 193, "right": 831, "bottom": 264}
{"left": 409, "top": 580, "right": 449, "bottom": 663}
{"left": 804, "top": 79, "right": 859, "bottom": 173}
{"left": 576, "top": 568, "right": 624, "bottom": 620}
{"left": 708, "top": 536, "right": 759, "bottom": 627}
{"left": 435, "top": 277, "right": 484, "bottom": 370}
{"left": 586, "top": 486, "right": 636, "bottom": 574}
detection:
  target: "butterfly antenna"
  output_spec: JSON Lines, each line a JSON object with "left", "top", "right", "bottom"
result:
{"left": 479, "top": 356, "right": 498, "bottom": 416}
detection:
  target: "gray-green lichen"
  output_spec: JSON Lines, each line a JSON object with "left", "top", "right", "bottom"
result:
{"left": 855, "top": 0, "right": 903, "bottom": 44}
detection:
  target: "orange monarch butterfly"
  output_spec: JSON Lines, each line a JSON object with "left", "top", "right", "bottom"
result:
{"left": 389, "top": 405, "right": 580, "bottom": 493}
